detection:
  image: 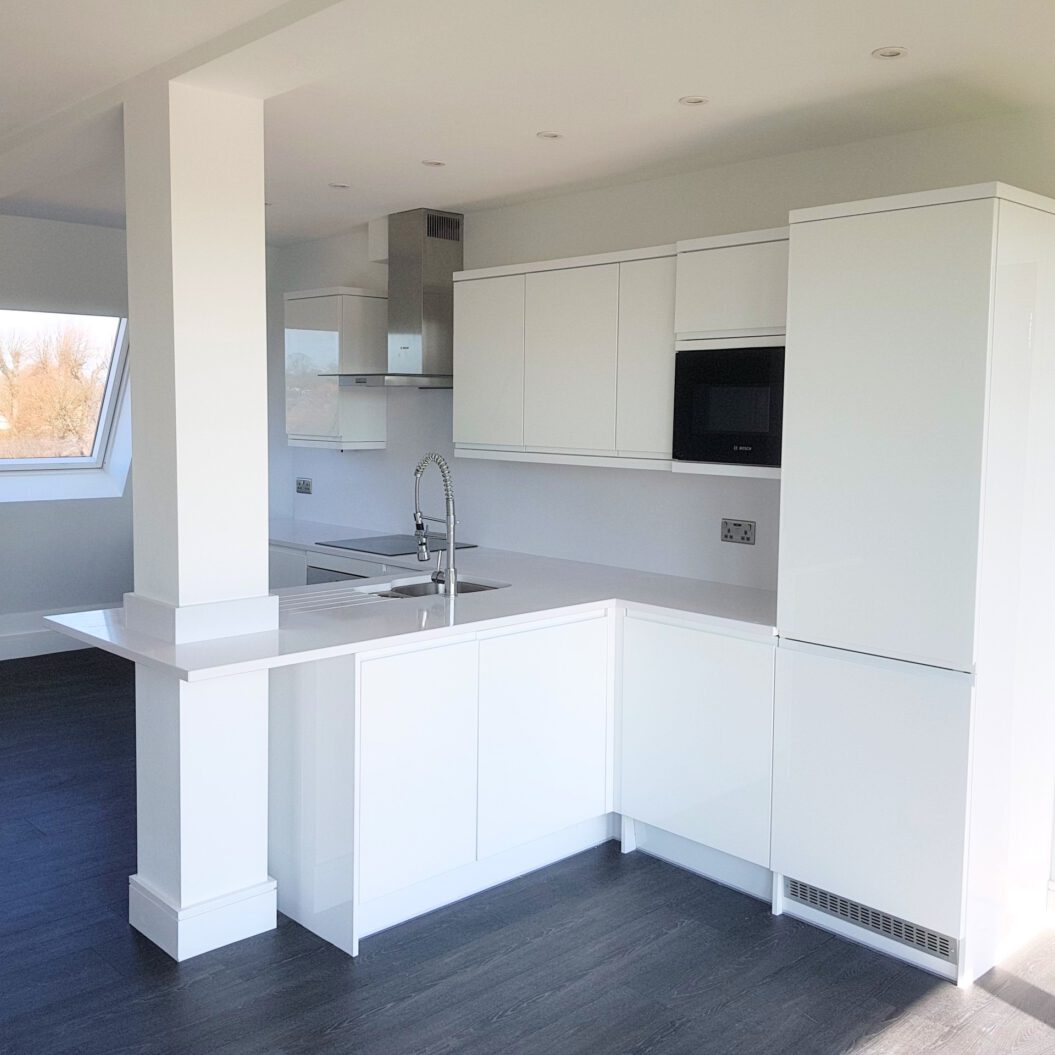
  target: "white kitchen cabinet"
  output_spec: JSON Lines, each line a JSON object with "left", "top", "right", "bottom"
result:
{"left": 620, "top": 611, "right": 775, "bottom": 867}
{"left": 674, "top": 230, "right": 788, "bottom": 337}
{"left": 616, "top": 256, "right": 676, "bottom": 457}
{"left": 777, "top": 200, "right": 995, "bottom": 671}
{"left": 284, "top": 288, "right": 388, "bottom": 449}
{"left": 357, "top": 640, "right": 479, "bottom": 903}
{"left": 269, "top": 544, "right": 307, "bottom": 589}
{"left": 524, "top": 264, "right": 620, "bottom": 451}
{"left": 771, "top": 642, "right": 972, "bottom": 938}
{"left": 477, "top": 614, "right": 609, "bottom": 859}
{"left": 453, "top": 274, "right": 525, "bottom": 446}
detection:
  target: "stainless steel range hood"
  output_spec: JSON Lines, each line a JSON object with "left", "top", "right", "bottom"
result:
{"left": 339, "top": 208, "right": 463, "bottom": 388}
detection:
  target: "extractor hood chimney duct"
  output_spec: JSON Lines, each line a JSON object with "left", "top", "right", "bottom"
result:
{"left": 340, "top": 208, "right": 463, "bottom": 389}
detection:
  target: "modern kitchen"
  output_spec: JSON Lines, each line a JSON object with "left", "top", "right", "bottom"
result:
{"left": 3, "top": 4, "right": 1055, "bottom": 1053}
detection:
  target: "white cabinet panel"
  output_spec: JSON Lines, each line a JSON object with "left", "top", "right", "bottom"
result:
{"left": 616, "top": 256, "right": 676, "bottom": 456}
{"left": 778, "top": 200, "right": 995, "bottom": 671}
{"left": 453, "top": 275, "right": 526, "bottom": 447}
{"left": 285, "top": 295, "right": 340, "bottom": 440}
{"left": 477, "top": 615, "right": 608, "bottom": 858}
{"left": 620, "top": 613, "right": 775, "bottom": 867}
{"left": 285, "top": 291, "right": 387, "bottom": 449}
{"left": 674, "top": 239, "right": 788, "bottom": 336}
{"left": 358, "top": 641, "right": 478, "bottom": 903}
{"left": 771, "top": 643, "right": 971, "bottom": 937}
{"left": 269, "top": 544, "right": 306, "bottom": 589}
{"left": 524, "top": 264, "right": 619, "bottom": 451}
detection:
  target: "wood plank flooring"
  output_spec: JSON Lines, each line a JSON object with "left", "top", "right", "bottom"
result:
{"left": 2, "top": 647, "right": 1055, "bottom": 1055}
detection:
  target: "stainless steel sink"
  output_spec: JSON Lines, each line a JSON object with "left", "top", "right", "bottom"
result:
{"left": 387, "top": 580, "right": 501, "bottom": 598}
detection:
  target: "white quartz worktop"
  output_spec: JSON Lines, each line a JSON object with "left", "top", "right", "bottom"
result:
{"left": 47, "top": 531, "right": 776, "bottom": 682}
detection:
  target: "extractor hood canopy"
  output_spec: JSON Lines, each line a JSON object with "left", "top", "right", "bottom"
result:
{"left": 334, "top": 207, "right": 463, "bottom": 388}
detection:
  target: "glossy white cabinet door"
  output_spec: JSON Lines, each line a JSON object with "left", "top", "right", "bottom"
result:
{"left": 620, "top": 613, "right": 775, "bottom": 867}
{"left": 268, "top": 544, "right": 306, "bottom": 589}
{"left": 524, "top": 264, "right": 619, "bottom": 451}
{"left": 453, "top": 275, "right": 526, "bottom": 446}
{"left": 778, "top": 200, "right": 996, "bottom": 671}
{"left": 616, "top": 256, "right": 676, "bottom": 456}
{"left": 771, "top": 643, "right": 971, "bottom": 937}
{"left": 357, "top": 641, "right": 479, "bottom": 903}
{"left": 285, "top": 292, "right": 387, "bottom": 448}
{"left": 674, "top": 239, "right": 788, "bottom": 336}
{"left": 285, "top": 295, "right": 340, "bottom": 439}
{"left": 477, "top": 615, "right": 608, "bottom": 858}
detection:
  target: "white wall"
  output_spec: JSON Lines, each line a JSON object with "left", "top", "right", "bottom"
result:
{"left": 268, "top": 107, "right": 1055, "bottom": 589}
{"left": 268, "top": 230, "right": 779, "bottom": 587}
{"left": 0, "top": 215, "right": 133, "bottom": 657}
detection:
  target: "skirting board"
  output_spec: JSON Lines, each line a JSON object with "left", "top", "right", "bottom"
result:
{"left": 129, "top": 874, "right": 277, "bottom": 961}
{"left": 628, "top": 820, "right": 773, "bottom": 903}
{"left": 356, "top": 815, "right": 619, "bottom": 943}
{"left": 0, "top": 608, "right": 101, "bottom": 661}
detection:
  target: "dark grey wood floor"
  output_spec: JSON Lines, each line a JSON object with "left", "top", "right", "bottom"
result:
{"left": 3, "top": 649, "right": 1055, "bottom": 1055}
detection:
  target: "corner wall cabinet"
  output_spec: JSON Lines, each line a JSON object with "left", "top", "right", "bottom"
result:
{"left": 284, "top": 287, "right": 388, "bottom": 449}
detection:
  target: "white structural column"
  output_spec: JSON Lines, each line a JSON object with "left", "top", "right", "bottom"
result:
{"left": 122, "top": 79, "right": 277, "bottom": 960}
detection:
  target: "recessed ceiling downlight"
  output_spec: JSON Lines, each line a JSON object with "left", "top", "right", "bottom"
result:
{"left": 871, "top": 45, "right": 907, "bottom": 59}
{"left": 327, "top": 181, "right": 351, "bottom": 189}
{"left": 536, "top": 130, "right": 563, "bottom": 139}
{"left": 678, "top": 95, "right": 709, "bottom": 106}
{"left": 422, "top": 159, "right": 446, "bottom": 167}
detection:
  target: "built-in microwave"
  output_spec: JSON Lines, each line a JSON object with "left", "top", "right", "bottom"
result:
{"left": 672, "top": 339, "right": 785, "bottom": 467}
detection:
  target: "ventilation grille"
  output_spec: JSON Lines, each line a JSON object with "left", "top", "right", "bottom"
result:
{"left": 785, "top": 878, "right": 957, "bottom": 964}
{"left": 426, "top": 212, "right": 462, "bottom": 241}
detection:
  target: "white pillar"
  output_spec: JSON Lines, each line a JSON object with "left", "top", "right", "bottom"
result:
{"left": 122, "top": 79, "right": 277, "bottom": 959}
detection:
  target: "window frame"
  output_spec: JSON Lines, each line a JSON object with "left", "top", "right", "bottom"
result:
{"left": 0, "top": 315, "right": 129, "bottom": 473}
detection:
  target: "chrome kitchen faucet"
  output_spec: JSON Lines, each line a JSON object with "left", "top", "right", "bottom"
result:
{"left": 413, "top": 452, "right": 458, "bottom": 595}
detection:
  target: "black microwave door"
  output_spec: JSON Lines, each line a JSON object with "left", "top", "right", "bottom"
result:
{"left": 673, "top": 349, "right": 784, "bottom": 466}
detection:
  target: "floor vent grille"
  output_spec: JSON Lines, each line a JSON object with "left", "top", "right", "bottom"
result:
{"left": 785, "top": 878, "right": 957, "bottom": 964}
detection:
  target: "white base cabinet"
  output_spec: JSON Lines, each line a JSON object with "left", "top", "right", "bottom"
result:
{"left": 619, "top": 611, "right": 775, "bottom": 868}
{"left": 771, "top": 642, "right": 971, "bottom": 939}
{"left": 477, "top": 614, "right": 609, "bottom": 859}
{"left": 357, "top": 640, "right": 480, "bottom": 904}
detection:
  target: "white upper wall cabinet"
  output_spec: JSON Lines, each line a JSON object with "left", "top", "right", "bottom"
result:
{"left": 284, "top": 288, "right": 388, "bottom": 450}
{"left": 524, "top": 264, "right": 620, "bottom": 451}
{"left": 674, "top": 229, "right": 788, "bottom": 338}
{"left": 452, "top": 274, "right": 525, "bottom": 446}
{"left": 777, "top": 201, "right": 995, "bottom": 671}
{"left": 616, "top": 256, "right": 677, "bottom": 457}
{"left": 453, "top": 245, "right": 678, "bottom": 468}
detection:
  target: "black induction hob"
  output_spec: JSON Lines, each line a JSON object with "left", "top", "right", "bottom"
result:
{"left": 317, "top": 534, "right": 477, "bottom": 557}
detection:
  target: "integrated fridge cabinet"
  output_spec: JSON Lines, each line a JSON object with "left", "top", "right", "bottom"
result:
{"left": 774, "top": 183, "right": 1055, "bottom": 983}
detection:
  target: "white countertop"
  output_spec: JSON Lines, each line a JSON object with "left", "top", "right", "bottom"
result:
{"left": 47, "top": 522, "right": 777, "bottom": 681}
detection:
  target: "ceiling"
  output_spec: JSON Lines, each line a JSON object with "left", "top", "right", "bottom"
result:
{"left": 3, "top": 0, "right": 1055, "bottom": 244}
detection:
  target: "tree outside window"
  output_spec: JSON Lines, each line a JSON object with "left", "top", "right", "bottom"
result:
{"left": 0, "top": 310, "right": 124, "bottom": 462}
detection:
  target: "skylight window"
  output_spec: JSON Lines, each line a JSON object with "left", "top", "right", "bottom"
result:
{"left": 0, "top": 309, "right": 127, "bottom": 470}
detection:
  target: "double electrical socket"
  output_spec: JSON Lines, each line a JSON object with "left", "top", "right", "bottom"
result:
{"left": 295, "top": 477, "right": 313, "bottom": 495}
{"left": 721, "top": 518, "right": 756, "bottom": 545}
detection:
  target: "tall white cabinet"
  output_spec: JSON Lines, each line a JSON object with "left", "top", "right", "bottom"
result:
{"left": 773, "top": 184, "right": 1055, "bottom": 983}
